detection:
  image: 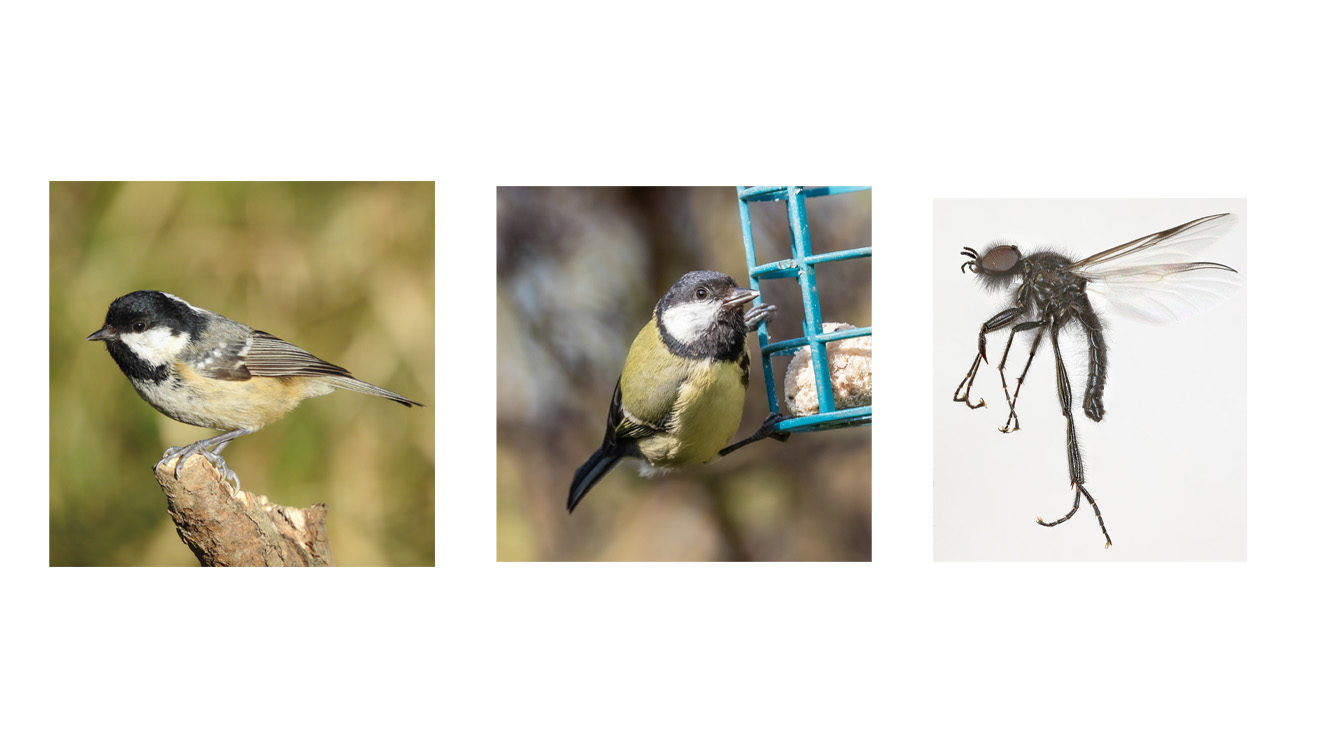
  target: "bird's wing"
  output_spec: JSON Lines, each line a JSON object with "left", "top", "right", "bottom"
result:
{"left": 188, "top": 334, "right": 257, "bottom": 380}
{"left": 616, "top": 319, "right": 689, "bottom": 436}
{"left": 605, "top": 378, "right": 667, "bottom": 443}
{"left": 241, "top": 330, "right": 354, "bottom": 378}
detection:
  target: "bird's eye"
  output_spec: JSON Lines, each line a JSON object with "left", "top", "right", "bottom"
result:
{"left": 696, "top": 287, "right": 708, "bottom": 299}
{"left": 132, "top": 320, "right": 148, "bottom": 333}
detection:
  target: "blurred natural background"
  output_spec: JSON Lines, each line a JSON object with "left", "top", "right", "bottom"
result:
{"left": 497, "top": 187, "right": 871, "bottom": 561}
{"left": 51, "top": 182, "right": 435, "bottom": 566}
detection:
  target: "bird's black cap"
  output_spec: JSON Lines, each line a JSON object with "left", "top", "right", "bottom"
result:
{"left": 655, "top": 271, "right": 756, "bottom": 362}
{"left": 86, "top": 290, "right": 205, "bottom": 342}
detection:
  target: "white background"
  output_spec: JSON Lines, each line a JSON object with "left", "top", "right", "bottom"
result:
{"left": 5, "top": 2, "right": 1316, "bottom": 747}
{"left": 934, "top": 199, "right": 1247, "bottom": 560}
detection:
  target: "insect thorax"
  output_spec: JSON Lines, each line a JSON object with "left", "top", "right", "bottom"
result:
{"left": 1021, "top": 252, "right": 1089, "bottom": 320}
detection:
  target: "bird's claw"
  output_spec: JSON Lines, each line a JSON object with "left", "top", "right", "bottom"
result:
{"left": 156, "top": 444, "right": 194, "bottom": 479}
{"left": 158, "top": 446, "right": 241, "bottom": 493}
{"left": 718, "top": 412, "right": 791, "bottom": 456}
{"left": 744, "top": 303, "right": 777, "bottom": 328}
{"left": 208, "top": 452, "right": 242, "bottom": 493}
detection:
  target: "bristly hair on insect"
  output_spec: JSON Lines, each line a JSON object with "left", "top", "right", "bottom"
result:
{"left": 952, "top": 213, "right": 1241, "bottom": 548}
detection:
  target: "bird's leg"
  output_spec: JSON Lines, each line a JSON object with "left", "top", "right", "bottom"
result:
{"left": 954, "top": 306, "right": 1021, "bottom": 409}
{"left": 1033, "top": 323, "right": 1112, "bottom": 547}
{"left": 719, "top": 413, "right": 790, "bottom": 456}
{"left": 204, "top": 431, "right": 248, "bottom": 493}
{"left": 998, "top": 322, "right": 1046, "bottom": 433}
{"left": 159, "top": 427, "right": 252, "bottom": 491}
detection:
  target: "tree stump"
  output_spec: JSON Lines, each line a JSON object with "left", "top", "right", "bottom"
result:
{"left": 154, "top": 454, "right": 334, "bottom": 567}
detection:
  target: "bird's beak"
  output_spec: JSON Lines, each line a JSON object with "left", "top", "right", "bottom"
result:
{"left": 722, "top": 287, "right": 759, "bottom": 309}
{"left": 86, "top": 325, "right": 116, "bottom": 342}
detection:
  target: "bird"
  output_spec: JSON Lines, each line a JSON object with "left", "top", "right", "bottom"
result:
{"left": 87, "top": 290, "right": 422, "bottom": 491}
{"left": 567, "top": 270, "right": 775, "bottom": 512}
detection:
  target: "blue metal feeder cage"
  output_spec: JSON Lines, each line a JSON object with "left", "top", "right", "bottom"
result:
{"left": 736, "top": 186, "right": 872, "bottom": 436}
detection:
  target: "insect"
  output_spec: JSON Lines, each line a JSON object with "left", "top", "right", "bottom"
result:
{"left": 952, "top": 213, "right": 1242, "bottom": 547}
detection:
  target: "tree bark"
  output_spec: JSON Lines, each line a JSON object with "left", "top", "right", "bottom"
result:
{"left": 154, "top": 454, "right": 334, "bottom": 567}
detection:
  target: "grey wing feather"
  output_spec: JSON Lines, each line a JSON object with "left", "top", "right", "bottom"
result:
{"left": 191, "top": 336, "right": 257, "bottom": 380}
{"left": 246, "top": 331, "right": 423, "bottom": 407}
{"left": 245, "top": 330, "right": 355, "bottom": 377}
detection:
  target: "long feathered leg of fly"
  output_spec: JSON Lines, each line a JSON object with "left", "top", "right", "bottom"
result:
{"left": 998, "top": 323, "right": 1046, "bottom": 433}
{"left": 1034, "top": 321, "right": 1112, "bottom": 547}
{"left": 954, "top": 306, "right": 1022, "bottom": 409}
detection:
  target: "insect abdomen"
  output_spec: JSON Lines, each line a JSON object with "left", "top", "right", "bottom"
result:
{"left": 1080, "top": 306, "right": 1107, "bottom": 421}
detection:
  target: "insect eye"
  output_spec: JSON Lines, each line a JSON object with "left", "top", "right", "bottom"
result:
{"left": 982, "top": 245, "right": 1021, "bottom": 272}
{"left": 696, "top": 287, "right": 708, "bottom": 300}
{"left": 132, "top": 320, "right": 148, "bottom": 333}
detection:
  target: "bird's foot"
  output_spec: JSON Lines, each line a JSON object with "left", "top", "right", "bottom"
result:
{"left": 158, "top": 444, "right": 241, "bottom": 493}
{"left": 744, "top": 303, "right": 777, "bottom": 328}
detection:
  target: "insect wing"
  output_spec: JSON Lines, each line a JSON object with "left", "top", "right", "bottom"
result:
{"left": 1072, "top": 213, "right": 1242, "bottom": 323}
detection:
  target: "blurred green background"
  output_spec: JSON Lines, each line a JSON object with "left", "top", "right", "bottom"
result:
{"left": 51, "top": 182, "right": 435, "bottom": 566}
{"left": 497, "top": 187, "right": 871, "bottom": 561}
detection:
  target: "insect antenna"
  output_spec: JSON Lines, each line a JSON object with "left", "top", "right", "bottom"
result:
{"left": 959, "top": 247, "right": 980, "bottom": 274}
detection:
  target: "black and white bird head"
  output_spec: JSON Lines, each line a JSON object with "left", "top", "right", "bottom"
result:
{"left": 86, "top": 290, "right": 211, "bottom": 373}
{"left": 654, "top": 271, "right": 758, "bottom": 361}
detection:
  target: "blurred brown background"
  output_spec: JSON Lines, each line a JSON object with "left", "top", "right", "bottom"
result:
{"left": 50, "top": 182, "right": 435, "bottom": 566}
{"left": 497, "top": 187, "right": 871, "bottom": 561}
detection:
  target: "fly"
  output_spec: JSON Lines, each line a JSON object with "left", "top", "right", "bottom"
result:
{"left": 952, "top": 213, "right": 1242, "bottom": 547}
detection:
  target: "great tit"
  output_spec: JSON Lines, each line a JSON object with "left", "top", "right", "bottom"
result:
{"left": 567, "top": 270, "right": 774, "bottom": 512}
{"left": 87, "top": 290, "right": 422, "bottom": 491}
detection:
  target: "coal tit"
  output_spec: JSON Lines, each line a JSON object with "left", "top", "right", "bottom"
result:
{"left": 87, "top": 290, "right": 422, "bottom": 490}
{"left": 567, "top": 270, "right": 775, "bottom": 512}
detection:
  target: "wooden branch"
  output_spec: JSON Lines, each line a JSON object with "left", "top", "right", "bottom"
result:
{"left": 154, "top": 454, "right": 334, "bottom": 567}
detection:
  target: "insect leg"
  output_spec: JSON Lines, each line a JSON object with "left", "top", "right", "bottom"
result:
{"left": 1034, "top": 321, "right": 1113, "bottom": 547}
{"left": 1076, "top": 484, "right": 1112, "bottom": 548}
{"left": 954, "top": 307, "right": 1021, "bottom": 410}
{"left": 1037, "top": 485, "right": 1081, "bottom": 526}
{"left": 997, "top": 320, "right": 1046, "bottom": 433}
{"left": 1038, "top": 483, "right": 1111, "bottom": 548}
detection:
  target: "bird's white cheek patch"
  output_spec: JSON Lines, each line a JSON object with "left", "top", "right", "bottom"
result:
{"left": 120, "top": 327, "right": 188, "bottom": 367}
{"left": 660, "top": 301, "right": 721, "bottom": 345}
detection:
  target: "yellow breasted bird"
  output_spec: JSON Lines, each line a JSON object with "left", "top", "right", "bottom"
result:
{"left": 567, "top": 270, "right": 775, "bottom": 512}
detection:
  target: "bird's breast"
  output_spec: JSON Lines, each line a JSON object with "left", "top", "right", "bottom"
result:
{"left": 129, "top": 363, "right": 326, "bottom": 431}
{"left": 636, "top": 357, "right": 747, "bottom": 468}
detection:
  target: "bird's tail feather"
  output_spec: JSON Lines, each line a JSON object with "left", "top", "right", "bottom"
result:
{"left": 567, "top": 448, "right": 622, "bottom": 513}
{"left": 325, "top": 376, "right": 423, "bottom": 407}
